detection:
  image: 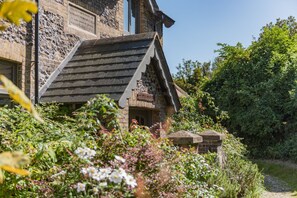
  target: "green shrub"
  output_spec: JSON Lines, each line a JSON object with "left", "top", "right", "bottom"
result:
{"left": 172, "top": 90, "right": 228, "bottom": 133}
{"left": 204, "top": 17, "right": 297, "bottom": 153}
{"left": 0, "top": 94, "right": 264, "bottom": 197}
{"left": 266, "top": 134, "right": 297, "bottom": 162}
{"left": 172, "top": 94, "right": 264, "bottom": 198}
{"left": 208, "top": 133, "right": 264, "bottom": 198}
{"left": 0, "top": 95, "right": 225, "bottom": 197}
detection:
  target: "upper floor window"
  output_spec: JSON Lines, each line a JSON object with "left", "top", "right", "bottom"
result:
{"left": 124, "top": 0, "right": 139, "bottom": 34}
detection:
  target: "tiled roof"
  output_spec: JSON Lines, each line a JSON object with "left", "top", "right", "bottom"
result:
{"left": 41, "top": 33, "right": 155, "bottom": 103}
{"left": 40, "top": 32, "right": 181, "bottom": 111}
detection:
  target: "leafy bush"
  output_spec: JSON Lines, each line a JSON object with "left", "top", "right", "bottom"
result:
{"left": 74, "top": 96, "right": 120, "bottom": 132}
{"left": 172, "top": 90, "right": 228, "bottom": 132}
{"left": 0, "top": 95, "right": 226, "bottom": 197}
{"left": 209, "top": 133, "right": 264, "bottom": 198}
{"left": 204, "top": 17, "right": 297, "bottom": 153}
{"left": 172, "top": 94, "right": 264, "bottom": 198}
{"left": 173, "top": 59, "right": 212, "bottom": 94}
{"left": 266, "top": 134, "right": 297, "bottom": 163}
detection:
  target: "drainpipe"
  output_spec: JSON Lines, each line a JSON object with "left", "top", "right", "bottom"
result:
{"left": 34, "top": 0, "right": 39, "bottom": 104}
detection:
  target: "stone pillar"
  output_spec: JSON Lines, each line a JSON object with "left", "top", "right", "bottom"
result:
{"left": 198, "top": 130, "right": 225, "bottom": 154}
{"left": 167, "top": 130, "right": 203, "bottom": 153}
{"left": 198, "top": 130, "right": 226, "bottom": 166}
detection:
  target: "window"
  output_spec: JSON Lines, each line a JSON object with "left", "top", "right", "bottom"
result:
{"left": 68, "top": 3, "right": 96, "bottom": 34}
{"left": 124, "top": 0, "right": 139, "bottom": 34}
{"left": 129, "top": 109, "right": 152, "bottom": 127}
{"left": 0, "top": 59, "right": 18, "bottom": 105}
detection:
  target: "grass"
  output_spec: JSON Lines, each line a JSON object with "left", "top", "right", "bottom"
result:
{"left": 255, "top": 160, "right": 297, "bottom": 195}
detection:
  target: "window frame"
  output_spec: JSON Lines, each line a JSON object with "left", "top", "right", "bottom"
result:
{"left": 0, "top": 59, "right": 18, "bottom": 106}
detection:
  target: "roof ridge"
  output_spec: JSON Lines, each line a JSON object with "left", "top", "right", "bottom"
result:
{"left": 81, "top": 32, "right": 157, "bottom": 47}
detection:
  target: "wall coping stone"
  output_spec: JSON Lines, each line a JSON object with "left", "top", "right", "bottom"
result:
{"left": 199, "top": 130, "right": 225, "bottom": 141}
{"left": 168, "top": 130, "right": 203, "bottom": 145}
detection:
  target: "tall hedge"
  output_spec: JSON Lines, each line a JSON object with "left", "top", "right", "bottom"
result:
{"left": 204, "top": 17, "right": 297, "bottom": 153}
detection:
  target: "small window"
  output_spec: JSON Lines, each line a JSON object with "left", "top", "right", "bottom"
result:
{"left": 124, "top": 0, "right": 139, "bottom": 34}
{"left": 129, "top": 109, "right": 152, "bottom": 127}
{"left": 0, "top": 59, "right": 18, "bottom": 105}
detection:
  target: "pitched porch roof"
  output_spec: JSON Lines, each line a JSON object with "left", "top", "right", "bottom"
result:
{"left": 40, "top": 33, "right": 181, "bottom": 111}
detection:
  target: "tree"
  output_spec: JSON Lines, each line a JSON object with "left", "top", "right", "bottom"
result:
{"left": 173, "top": 59, "right": 212, "bottom": 94}
{"left": 204, "top": 17, "right": 297, "bottom": 153}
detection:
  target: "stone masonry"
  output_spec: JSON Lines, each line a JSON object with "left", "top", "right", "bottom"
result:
{"left": 168, "top": 130, "right": 226, "bottom": 166}
{"left": 1, "top": 0, "right": 162, "bottom": 99}
{"left": 118, "top": 62, "right": 173, "bottom": 130}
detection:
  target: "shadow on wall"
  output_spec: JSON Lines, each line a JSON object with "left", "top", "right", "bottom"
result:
{"left": 68, "top": 0, "right": 118, "bottom": 16}
{"left": 68, "top": 0, "right": 119, "bottom": 30}
{"left": 25, "top": 21, "right": 34, "bottom": 98}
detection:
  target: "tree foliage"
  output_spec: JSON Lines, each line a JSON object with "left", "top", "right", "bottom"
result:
{"left": 171, "top": 93, "right": 263, "bottom": 198}
{"left": 204, "top": 17, "right": 297, "bottom": 153}
{"left": 172, "top": 91, "right": 228, "bottom": 132}
{"left": 174, "top": 59, "right": 212, "bottom": 94}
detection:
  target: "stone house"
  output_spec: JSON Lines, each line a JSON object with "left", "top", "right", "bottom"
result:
{"left": 0, "top": 0, "right": 180, "bottom": 130}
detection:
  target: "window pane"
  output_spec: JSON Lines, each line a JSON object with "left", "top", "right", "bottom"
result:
{"left": 0, "top": 59, "right": 17, "bottom": 106}
{"left": 124, "top": 0, "right": 129, "bottom": 33}
{"left": 0, "top": 60, "right": 15, "bottom": 94}
{"left": 130, "top": 0, "right": 136, "bottom": 34}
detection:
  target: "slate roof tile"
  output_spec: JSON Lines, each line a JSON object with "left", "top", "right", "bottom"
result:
{"left": 41, "top": 33, "right": 155, "bottom": 103}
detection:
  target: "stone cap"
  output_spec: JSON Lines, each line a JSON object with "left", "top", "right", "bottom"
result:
{"left": 199, "top": 130, "right": 225, "bottom": 141}
{"left": 168, "top": 130, "right": 203, "bottom": 145}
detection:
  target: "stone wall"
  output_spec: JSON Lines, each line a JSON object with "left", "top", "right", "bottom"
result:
{"left": 0, "top": 0, "right": 124, "bottom": 99}
{"left": 39, "top": 0, "right": 124, "bottom": 86}
{"left": 0, "top": 0, "right": 164, "bottom": 100}
{"left": 39, "top": 9, "right": 79, "bottom": 85}
{"left": 129, "top": 63, "right": 168, "bottom": 121}
{"left": 139, "top": 0, "right": 163, "bottom": 39}
{"left": 118, "top": 101, "right": 129, "bottom": 131}
{"left": 168, "top": 130, "right": 226, "bottom": 166}
{"left": 0, "top": 21, "right": 33, "bottom": 96}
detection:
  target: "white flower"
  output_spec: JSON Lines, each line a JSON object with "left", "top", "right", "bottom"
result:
{"left": 93, "top": 167, "right": 112, "bottom": 181}
{"left": 75, "top": 147, "right": 96, "bottom": 160}
{"left": 118, "top": 168, "right": 127, "bottom": 178}
{"left": 109, "top": 169, "right": 125, "bottom": 184}
{"left": 218, "top": 187, "right": 225, "bottom": 191}
{"left": 92, "top": 172, "right": 105, "bottom": 181}
{"left": 76, "top": 182, "right": 86, "bottom": 193}
{"left": 125, "top": 174, "right": 137, "bottom": 188}
{"left": 50, "top": 171, "right": 66, "bottom": 179}
{"left": 85, "top": 148, "right": 96, "bottom": 158}
{"left": 93, "top": 187, "right": 99, "bottom": 194}
{"left": 99, "top": 168, "right": 112, "bottom": 176}
{"left": 115, "top": 155, "right": 126, "bottom": 163}
{"left": 99, "top": 182, "right": 108, "bottom": 187}
{"left": 87, "top": 167, "right": 98, "bottom": 178}
{"left": 75, "top": 147, "right": 85, "bottom": 156}
{"left": 81, "top": 166, "right": 99, "bottom": 178}
{"left": 81, "top": 167, "right": 88, "bottom": 175}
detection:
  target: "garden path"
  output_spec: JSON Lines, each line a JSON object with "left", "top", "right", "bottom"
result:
{"left": 261, "top": 175, "right": 295, "bottom": 198}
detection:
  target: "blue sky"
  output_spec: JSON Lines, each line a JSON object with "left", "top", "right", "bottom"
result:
{"left": 157, "top": 0, "right": 297, "bottom": 73}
